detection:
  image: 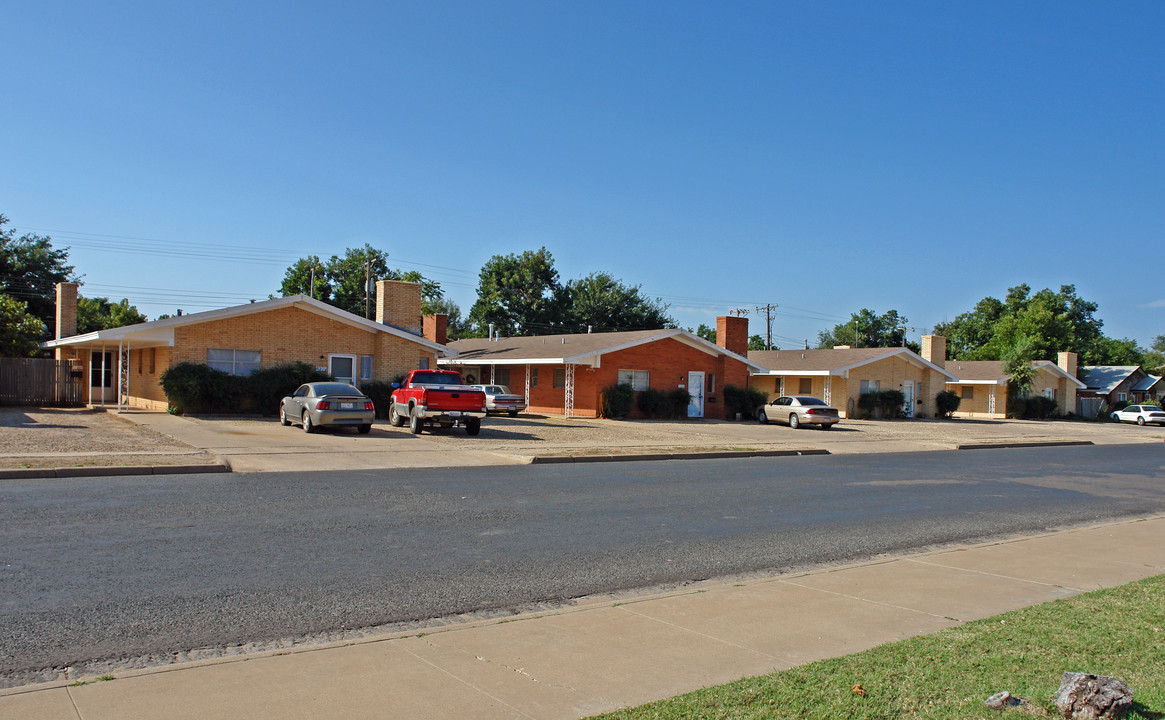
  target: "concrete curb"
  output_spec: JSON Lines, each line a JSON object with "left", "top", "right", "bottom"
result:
{"left": 529, "top": 448, "right": 829, "bottom": 464}
{"left": 956, "top": 440, "right": 1094, "bottom": 451}
{"left": 0, "top": 464, "right": 231, "bottom": 480}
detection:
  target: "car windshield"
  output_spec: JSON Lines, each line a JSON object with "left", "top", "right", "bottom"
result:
{"left": 411, "top": 372, "right": 463, "bottom": 385}
{"left": 490, "top": 386, "right": 511, "bottom": 394}
{"left": 795, "top": 396, "right": 828, "bottom": 406}
{"left": 312, "top": 383, "right": 362, "bottom": 396}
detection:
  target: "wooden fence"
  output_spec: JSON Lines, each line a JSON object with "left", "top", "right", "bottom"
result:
{"left": 0, "top": 357, "right": 84, "bottom": 406}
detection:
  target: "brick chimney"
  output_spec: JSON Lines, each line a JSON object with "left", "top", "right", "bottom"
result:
{"left": 55, "top": 282, "right": 78, "bottom": 339}
{"left": 1058, "top": 351, "right": 1077, "bottom": 378}
{"left": 716, "top": 315, "right": 748, "bottom": 356}
{"left": 375, "top": 280, "right": 422, "bottom": 334}
{"left": 921, "top": 335, "right": 946, "bottom": 368}
{"left": 423, "top": 313, "right": 448, "bottom": 345}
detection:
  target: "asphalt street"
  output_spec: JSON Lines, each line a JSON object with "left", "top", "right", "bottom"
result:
{"left": 2, "top": 443, "right": 1162, "bottom": 687}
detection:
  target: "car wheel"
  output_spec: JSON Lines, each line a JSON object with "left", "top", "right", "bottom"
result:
{"left": 789, "top": 413, "right": 800, "bottom": 429}
{"left": 508, "top": 410, "right": 518, "bottom": 418}
{"left": 466, "top": 417, "right": 481, "bottom": 436}
{"left": 408, "top": 408, "right": 422, "bottom": 435}
{"left": 1137, "top": 417, "right": 1146, "bottom": 426}
{"left": 358, "top": 424, "right": 372, "bottom": 434}
{"left": 1111, "top": 413, "right": 1121, "bottom": 422}
{"left": 302, "top": 412, "right": 315, "bottom": 433}
{"left": 758, "top": 409, "right": 768, "bottom": 424}
{"left": 279, "top": 405, "right": 291, "bottom": 426}
{"left": 388, "top": 402, "right": 405, "bottom": 427}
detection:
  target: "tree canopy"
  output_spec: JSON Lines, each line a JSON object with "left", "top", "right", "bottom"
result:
{"left": 818, "top": 309, "right": 910, "bottom": 349}
{"left": 933, "top": 284, "right": 1143, "bottom": 365}
{"left": 279, "top": 245, "right": 443, "bottom": 317}
{"left": 0, "top": 214, "right": 77, "bottom": 338}
{"left": 1144, "top": 335, "right": 1165, "bottom": 375}
{"left": 77, "top": 296, "right": 148, "bottom": 334}
{"left": 562, "top": 272, "right": 674, "bottom": 332}
{"left": 0, "top": 293, "right": 46, "bottom": 357}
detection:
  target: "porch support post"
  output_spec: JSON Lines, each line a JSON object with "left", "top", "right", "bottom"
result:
{"left": 565, "top": 364, "right": 576, "bottom": 418}
{"left": 87, "top": 349, "right": 93, "bottom": 407}
{"left": 100, "top": 343, "right": 107, "bottom": 408}
{"left": 989, "top": 387, "right": 997, "bottom": 416}
{"left": 490, "top": 365, "right": 495, "bottom": 384}
{"left": 525, "top": 364, "right": 531, "bottom": 407}
{"left": 824, "top": 376, "right": 832, "bottom": 406}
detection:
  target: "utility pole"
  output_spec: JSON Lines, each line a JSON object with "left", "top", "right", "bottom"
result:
{"left": 309, "top": 265, "right": 316, "bottom": 299}
{"left": 755, "top": 303, "right": 778, "bottom": 350}
{"left": 364, "top": 259, "right": 371, "bottom": 319}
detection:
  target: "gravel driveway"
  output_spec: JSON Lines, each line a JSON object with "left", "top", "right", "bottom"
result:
{"left": 0, "top": 407, "right": 219, "bottom": 470}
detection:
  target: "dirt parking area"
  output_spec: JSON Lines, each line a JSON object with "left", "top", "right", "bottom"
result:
{"left": 0, "top": 407, "right": 220, "bottom": 470}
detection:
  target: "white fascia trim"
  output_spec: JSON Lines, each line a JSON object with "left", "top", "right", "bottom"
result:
{"left": 439, "top": 357, "right": 569, "bottom": 366}
{"left": 829, "top": 348, "right": 959, "bottom": 381}
{"left": 751, "top": 370, "right": 832, "bottom": 377}
{"left": 1033, "top": 361, "right": 1087, "bottom": 389}
{"left": 944, "top": 379, "right": 1006, "bottom": 386}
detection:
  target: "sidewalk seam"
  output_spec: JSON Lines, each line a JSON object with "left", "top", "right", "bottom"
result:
{"left": 394, "top": 643, "right": 542, "bottom": 720}
{"left": 615, "top": 605, "right": 782, "bottom": 662}
{"left": 775, "top": 575, "right": 965, "bottom": 623}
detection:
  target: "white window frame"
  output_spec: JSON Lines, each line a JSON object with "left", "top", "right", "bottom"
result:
{"left": 207, "top": 348, "right": 261, "bottom": 376}
{"left": 617, "top": 369, "right": 650, "bottom": 391}
{"left": 328, "top": 353, "right": 358, "bottom": 385}
{"left": 860, "top": 379, "right": 880, "bottom": 394}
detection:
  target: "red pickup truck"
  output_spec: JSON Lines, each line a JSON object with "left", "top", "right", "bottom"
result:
{"left": 388, "top": 370, "right": 487, "bottom": 435}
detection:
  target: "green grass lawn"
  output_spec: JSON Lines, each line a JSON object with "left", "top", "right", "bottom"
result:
{"left": 591, "top": 574, "right": 1164, "bottom": 720}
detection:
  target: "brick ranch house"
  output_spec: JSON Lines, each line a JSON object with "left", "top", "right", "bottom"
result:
{"left": 747, "top": 336, "right": 957, "bottom": 419}
{"left": 940, "top": 351, "right": 1083, "bottom": 419}
{"left": 439, "top": 316, "right": 764, "bottom": 418}
{"left": 42, "top": 280, "right": 450, "bottom": 411}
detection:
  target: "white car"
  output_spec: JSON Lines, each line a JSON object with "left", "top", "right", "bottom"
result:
{"left": 470, "top": 385, "right": 527, "bottom": 417}
{"left": 757, "top": 395, "right": 840, "bottom": 429}
{"left": 1110, "top": 404, "right": 1165, "bottom": 426}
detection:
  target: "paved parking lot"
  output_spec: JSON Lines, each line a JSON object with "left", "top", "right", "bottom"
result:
{"left": 3, "top": 406, "right": 1161, "bottom": 474}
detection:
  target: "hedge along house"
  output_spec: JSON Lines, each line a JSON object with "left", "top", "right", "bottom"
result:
{"left": 439, "top": 316, "right": 765, "bottom": 418}
{"left": 942, "top": 352, "right": 1083, "bottom": 419}
{"left": 42, "top": 280, "right": 451, "bottom": 412}
{"left": 748, "top": 336, "right": 957, "bottom": 419}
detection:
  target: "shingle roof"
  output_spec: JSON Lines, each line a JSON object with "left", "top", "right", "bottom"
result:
{"left": 1080, "top": 366, "right": 1141, "bottom": 393}
{"left": 1132, "top": 375, "right": 1163, "bottom": 392}
{"left": 945, "top": 360, "right": 1086, "bottom": 388}
{"left": 748, "top": 347, "right": 957, "bottom": 380}
{"left": 445, "top": 329, "right": 765, "bottom": 370}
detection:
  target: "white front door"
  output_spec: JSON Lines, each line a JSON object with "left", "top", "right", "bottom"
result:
{"left": 902, "top": 381, "right": 915, "bottom": 418}
{"left": 329, "top": 354, "right": 357, "bottom": 385}
{"left": 687, "top": 371, "right": 705, "bottom": 418}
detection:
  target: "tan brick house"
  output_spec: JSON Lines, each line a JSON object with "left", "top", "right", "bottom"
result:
{"left": 440, "top": 316, "right": 764, "bottom": 418}
{"left": 42, "top": 280, "right": 450, "bottom": 411}
{"left": 748, "top": 337, "right": 957, "bottom": 419}
{"left": 942, "top": 352, "right": 1083, "bottom": 418}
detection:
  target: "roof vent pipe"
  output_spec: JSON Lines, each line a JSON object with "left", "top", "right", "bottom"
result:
{"left": 488, "top": 323, "right": 495, "bottom": 341}
{"left": 562, "top": 337, "right": 566, "bottom": 344}
{"left": 177, "top": 309, "right": 183, "bottom": 316}
{"left": 587, "top": 325, "right": 592, "bottom": 334}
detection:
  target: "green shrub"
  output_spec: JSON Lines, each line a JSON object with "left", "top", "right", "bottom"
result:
{"left": 1144, "top": 399, "right": 1162, "bottom": 408}
{"left": 601, "top": 383, "right": 634, "bottom": 419}
{"left": 1110, "top": 399, "right": 1130, "bottom": 412}
{"left": 161, "top": 361, "right": 330, "bottom": 415}
{"left": 722, "top": 385, "right": 767, "bottom": 419}
{"left": 857, "top": 392, "right": 879, "bottom": 419}
{"left": 1008, "top": 394, "right": 1059, "bottom": 419}
{"left": 360, "top": 381, "right": 397, "bottom": 419}
{"left": 935, "top": 390, "right": 961, "bottom": 419}
{"left": 636, "top": 388, "right": 667, "bottom": 418}
{"left": 161, "top": 362, "right": 234, "bottom": 414}
{"left": 667, "top": 388, "right": 693, "bottom": 418}
{"left": 857, "top": 390, "right": 907, "bottom": 419}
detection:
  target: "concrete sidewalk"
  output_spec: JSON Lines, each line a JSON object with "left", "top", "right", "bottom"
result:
{"left": 4, "top": 515, "right": 1162, "bottom": 720}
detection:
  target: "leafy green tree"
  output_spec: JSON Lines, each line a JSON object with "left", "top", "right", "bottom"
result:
{"left": 562, "top": 272, "right": 674, "bottom": 331}
{"left": 933, "top": 297, "right": 1006, "bottom": 360}
{"left": 818, "top": 308, "right": 909, "bottom": 349}
{"left": 1086, "top": 336, "right": 1145, "bottom": 366}
{"left": 0, "top": 293, "right": 47, "bottom": 357}
{"left": 468, "top": 247, "right": 563, "bottom": 336}
{"left": 278, "top": 246, "right": 442, "bottom": 318}
{"left": 0, "top": 214, "right": 77, "bottom": 338}
{"left": 1001, "top": 335, "right": 1037, "bottom": 398}
{"left": 427, "top": 296, "right": 470, "bottom": 341}
{"left": 1143, "top": 335, "right": 1165, "bottom": 375}
{"left": 76, "top": 297, "right": 149, "bottom": 334}
{"left": 693, "top": 324, "right": 716, "bottom": 343}
{"left": 748, "top": 334, "right": 766, "bottom": 350}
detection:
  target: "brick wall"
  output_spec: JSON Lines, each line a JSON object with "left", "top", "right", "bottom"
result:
{"left": 376, "top": 280, "right": 422, "bottom": 333}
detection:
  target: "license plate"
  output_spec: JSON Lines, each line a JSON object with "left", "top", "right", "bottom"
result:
{"left": 340, "top": 402, "right": 355, "bottom": 410}
{"left": 448, "top": 411, "right": 461, "bottom": 417}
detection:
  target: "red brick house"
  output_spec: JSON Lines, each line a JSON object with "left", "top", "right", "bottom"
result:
{"left": 440, "top": 317, "right": 764, "bottom": 418}
{"left": 42, "top": 280, "right": 450, "bottom": 411}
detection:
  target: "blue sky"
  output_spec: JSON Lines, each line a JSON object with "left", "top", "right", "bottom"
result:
{"left": 3, "top": 1, "right": 1162, "bottom": 348}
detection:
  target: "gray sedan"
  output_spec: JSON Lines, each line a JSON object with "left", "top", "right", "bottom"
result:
{"left": 280, "top": 382, "right": 375, "bottom": 434}
{"left": 470, "top": 384, "right": 527, "bottom": 417}
{"left": 758, "top": 395, "right": 840, "bottom": 429}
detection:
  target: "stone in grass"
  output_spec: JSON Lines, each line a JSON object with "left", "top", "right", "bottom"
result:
{"left": 1052, "top": 673, "right": 1133, "bottom": 719}
{"left": 985, "top": 691, "right": 1034, "bottom": 713}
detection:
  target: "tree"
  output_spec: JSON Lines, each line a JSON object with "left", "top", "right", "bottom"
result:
{"left": 1001, "top": 335, "right": 1038, "bottom": 398}
{"left": 278, "top": 246, "right": 442, "bottom": 318}
{"left": 1086, "top": 336, "right": 1145, "bottom": 367}
{"left": 1143, "top": 335, "right": 1165, "bottom": 375}
{"left": 0, "top": 293, "right": 46, "bottom": 357}
{"left": 77, "top": 297, "right": 149, "bottom": 334}
{"left": 562, "top": 272, "right": 674, "bottom": 332}
{"left": 468, "top": 247, "right": 563, "bottom": 336}
{"left": 748, "top": 334, "right": 766, "bottom": 350}
{"left": 694, "top": 324, "right": 716, "bottom": 343}
{"left": 818, "top": 309, "right": 909, "bottom": 349}
{"left": 0, "top": 214, "right": 77, "bottom": 338}
{"left": 427, "top": 296, "right": 470, "bottom": 341}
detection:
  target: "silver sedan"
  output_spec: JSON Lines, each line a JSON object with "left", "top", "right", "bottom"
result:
{"left": 757, "top": 395, "right": 840, "bottom": 429}
{"left": 280, "top": 382, "right": 375, "bottom": 434}
{"left": 471, "top": 384, "right": 527, "bottom": 417}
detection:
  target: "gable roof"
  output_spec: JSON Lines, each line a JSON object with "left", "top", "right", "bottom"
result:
{"left": 748, "top": 347, "right": 957, "bottom": 381}
{"left": 1079, "top": 366, "right": 1142, "bottom": 393}
{"left": 41, "top": 294, "right": 452, "bottom": 355}
{"left": 945, "top": 360, "right": 1086, "bottom": 388}
{"left": 1132, "top": 375, "right": 1163, "bottom": 392}
{"left": 442, "top": 329, "right": 766, "bottom": 372}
